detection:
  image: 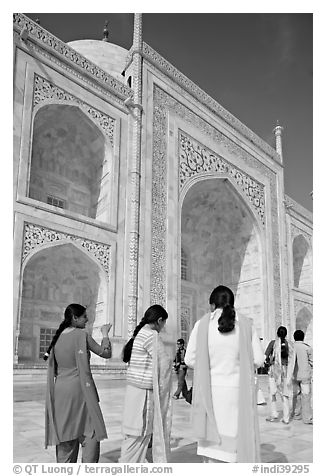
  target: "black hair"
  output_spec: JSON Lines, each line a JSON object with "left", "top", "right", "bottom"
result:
{"left": 277, "top": 326, "right": 287, "bottom": 339}
{"left": 209, "top": 285, "right": 236, "bottom": 333}
{"left": 43, "top": 303, "right": 86, "bottom": 361}
{"left": 177, "top": 338, "right": 185, "bottom": 345}
{"left": 294, "top": 330, "right": 305, "bottom": 341}
{"left": 276, "top": 326, "right": 288, "bottom": 360}
{"left": 122, "top": 304, "right": 168, "bottom": 363}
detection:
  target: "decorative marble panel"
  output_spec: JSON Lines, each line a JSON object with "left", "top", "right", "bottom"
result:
{"left": 179, "top": 131, "right": 265, "bottom": 224}
{"left": 33, "top": 75, "right": 115, "bottom": 147}
{"left": 13, "top": 14, "right": 133, "bottom": 102}
{"left": 150, "top": 96, "right": 168, "bottom": 305}
{"left": 151, "top": 85, "right": 282, "bottom": 325}
{"left": 23, "top": 223, "right": 111, "bottom": 278}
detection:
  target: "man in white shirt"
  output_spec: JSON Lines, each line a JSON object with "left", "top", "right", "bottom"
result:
{"left": 292, "top": 330, "right": 313, "bottom": 424}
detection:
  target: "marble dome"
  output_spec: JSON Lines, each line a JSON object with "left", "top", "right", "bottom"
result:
{"left": 67, "top": 40, "right": 129, "bottom": 80}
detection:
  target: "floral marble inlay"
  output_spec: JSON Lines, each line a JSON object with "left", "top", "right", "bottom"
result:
{"left": 23, "top": 223, "right": 111, "bottom": 278}
{"left": 179, "top": 131, "right": 265, "bottom": 224}
{"left": 33, "top": 75, "right": 115, "bottom": 146}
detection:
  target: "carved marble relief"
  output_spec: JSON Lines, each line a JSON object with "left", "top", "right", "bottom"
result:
{"left": 179, "top": 131, "right": 265, "bottom": 224}
{"left": 33, "top": 75, "right": 115, "bottom": 147}
{"left": 151, "top": 85, "right": 282, "bottom": 325}
{"left": 23, "top": 223, "right": 111, "bottom": 278}
{"left": 150, "top": 98, "right": 168, "bottom": 305}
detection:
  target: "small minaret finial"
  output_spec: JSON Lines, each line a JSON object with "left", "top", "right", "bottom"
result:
{"left": 273, "top": 120, "right": 284, "bottom": 162}
{"left": 102, "top": 21, "right": 109, "bottom": 42}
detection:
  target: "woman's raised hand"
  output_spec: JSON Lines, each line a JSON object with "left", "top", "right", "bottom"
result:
{"left": 101, "top": 323, "right": 112, "bottom": 336}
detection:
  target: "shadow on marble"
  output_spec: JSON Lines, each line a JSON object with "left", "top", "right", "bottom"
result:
{"left": 261, "top": 443, "right": 288, "bottom": 463}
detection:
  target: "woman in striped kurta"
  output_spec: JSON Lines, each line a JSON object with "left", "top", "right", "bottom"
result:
{"left": 119, "top": 305, "right": 172, "bottom": 463}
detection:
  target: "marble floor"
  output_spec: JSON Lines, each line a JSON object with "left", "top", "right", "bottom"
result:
{"left": 13, "top": 374, "right": 312, "bottom": 463}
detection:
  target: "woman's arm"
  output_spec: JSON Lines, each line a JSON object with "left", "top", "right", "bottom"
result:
{"left": 87, "top": 323, "right": 112, "bottom": 359}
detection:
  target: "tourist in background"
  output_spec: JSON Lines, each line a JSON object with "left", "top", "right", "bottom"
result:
{"left": 173, "top": 338, "right": 188, "bottom": 400}
{"left": 185, "top": 285, "right": 264, "bottom": 463}
{"left": 119, "top": 305, "right": 172, "bottom": 463}
{"left": 44, "top": 303, "right": 112, "bottom": 463}
{"left": 265, "top": 326, "right": 294, "bottom": 424}
{"left": 291, "top": 330, "right": 313, "bottom": 424}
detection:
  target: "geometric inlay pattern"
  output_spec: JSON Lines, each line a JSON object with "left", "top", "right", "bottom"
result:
{"left": 22, "top": 223, "right": 111, "bottom": 278}
{"left": 33, "top": 75, "right": 115, "bottom": 147}
{"left": 179, "top": 131, "right": 265, "bottom": 224}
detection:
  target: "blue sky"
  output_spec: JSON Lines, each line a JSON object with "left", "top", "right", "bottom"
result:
{"left": 24, "top": 12, "right": 313, "bottom": 212}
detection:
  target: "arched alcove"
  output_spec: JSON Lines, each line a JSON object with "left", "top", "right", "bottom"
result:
{"left": 295, "top": 306, "right": 313, "bottom": 336}
{"left": 29, "top": 104, "right": 110, "bottom": 221}
{"left": 180, "top": 177, "right": 263, "bottom": 338}
{"left": 293, "top": 234, "right": 312, "bottom": 292}
{"left": 18, "top": 242, "right": 108, "bottom": 363}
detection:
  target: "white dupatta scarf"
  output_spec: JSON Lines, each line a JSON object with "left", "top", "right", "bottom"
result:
{"left": 152, "top": 331, "right": 173, "bottom": 462}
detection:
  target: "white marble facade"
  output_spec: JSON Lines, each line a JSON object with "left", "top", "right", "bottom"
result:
{"left": 13, "top": 14, "right": 312, "bottom": 366}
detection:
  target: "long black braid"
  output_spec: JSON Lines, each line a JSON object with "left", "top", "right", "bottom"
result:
{"left": 277, "top": 326, "right": 289, "bottom": 361}
{"left": 43, "top": 303, "right": 86, "bottom": 361}
{"left": 122, "top": 304, "right": 168, "bottom": 363}
{"left": 209, "top": 285, "right": 236, "bottom": 333}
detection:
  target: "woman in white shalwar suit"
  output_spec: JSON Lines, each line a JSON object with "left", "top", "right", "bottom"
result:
{"left": 185, "top": 285, "right": 264, "bottom": 463}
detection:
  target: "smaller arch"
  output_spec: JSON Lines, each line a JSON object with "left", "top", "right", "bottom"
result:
{"left": 29, "top": 103, "right": 112, "bottom": 222}
{"left": 22, "top": 238, "right": 109, "bottom": 284}
{"left": 17, "top": 241, "right": 110, "bottom": 363}
{"left": 295, "top": 306, "right": 313, "bottom": 336}
{"left": 292, "top": 234, "right": 312, "bottom": 291}
{"left": 32, "top": 100, "right": 109, "bottom": 139}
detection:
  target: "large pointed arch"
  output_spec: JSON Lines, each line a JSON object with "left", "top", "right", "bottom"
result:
{"left": 179, "top": 175, "right": 265, "bottom": 340}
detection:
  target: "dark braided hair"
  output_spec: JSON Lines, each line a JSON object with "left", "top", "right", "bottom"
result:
{"left": 277, "top": 326, "right": 288, "bottom": 360}
{"left": 209, "top": 285, "right": 236, "bottom": 333}
{"left": 43, "top": 303, "right": 86, "bottom": 361}
{"left": 122, "top": 304, "right": 168, "bottom": 363}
